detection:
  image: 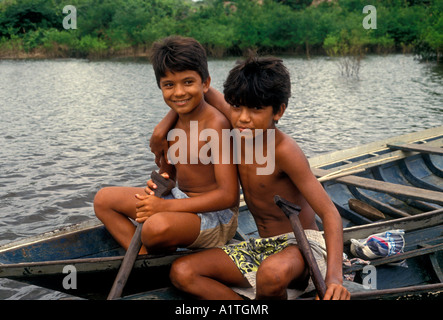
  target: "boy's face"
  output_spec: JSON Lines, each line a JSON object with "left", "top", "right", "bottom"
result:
{"left": 159, "top": 70, "right": 210, "bottom": 115}
{"left": 230, "top": 104, "right": 284, "bottom": 136}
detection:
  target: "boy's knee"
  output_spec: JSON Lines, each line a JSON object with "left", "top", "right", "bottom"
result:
{"left": 256, "top": 260, "right": 296, "bottom": 298}
{"left": 141, "top": 215, "right": 172, "bottom": 250}
{"left": 257, "top": 262, "right": 287, "bottom": 288}
{"left": 93, "top": 187, "right": 111, "bottom": 218}
{"left": 170, "top": 257, "right": 195, "bottom": 289}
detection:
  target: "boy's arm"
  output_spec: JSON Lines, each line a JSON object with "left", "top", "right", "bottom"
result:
{"left": 150, "top": 109, "right": 178, "bottom": 166}
{"left": 204, "top": 87, "right": 232, "bottom": 121}
{"left": 137, "top": 167, "right": 238, "bottom": 222}
{"left": 277, "top": 139, "right": 350, "bottom": 300}
{"left": 162, "top": 165, "right": 238, "bottom": 214}
{"left": 137, "top": 119, "right": 239, "bottom": 221}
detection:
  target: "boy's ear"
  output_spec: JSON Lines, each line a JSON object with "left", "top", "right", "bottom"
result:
{"left": 273, "top": 103, "right": 286, "bottom": 122}
{"left": 203, "top": 76, "right": 211, "bottom": 93}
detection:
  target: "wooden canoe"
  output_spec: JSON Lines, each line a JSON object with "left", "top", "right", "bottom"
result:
{"left": 0, "top": 125, "right": 442, "bottom": 300}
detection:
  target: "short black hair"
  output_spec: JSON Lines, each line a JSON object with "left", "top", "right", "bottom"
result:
{"left": 150, "top": 36, "right": 209, "bottom": 88}
{"left": 223, "top": 56, "right": 291, "bottom": 114}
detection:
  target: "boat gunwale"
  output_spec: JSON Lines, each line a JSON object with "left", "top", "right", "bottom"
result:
{"left": 341, "top": 207, "right": 443, "bottom": 243}
{"left": 0, "top": 249, "right": 196, "bottom": 278}
{"left": 0, "top": 219, "right": 104, "bottom": 253}
{"left": 308, "top": 125, "right": 443, "bottom": 169}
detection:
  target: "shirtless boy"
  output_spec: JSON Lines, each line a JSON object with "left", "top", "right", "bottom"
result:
{"left": 155, "top": 56, "right": 350, "bottom": 299}
{"left": 94, "top": 36, "right": 238, "bottom": 254}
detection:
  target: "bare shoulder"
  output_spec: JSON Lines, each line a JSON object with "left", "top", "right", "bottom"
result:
{"left": 202, "top": 102, "right": 231, "bottom": 130}
{"left": 275, "top": 130, "right": 306, "bottom": 158}
{"left": 275, "top": 130, "right": 310, "bottom": 171}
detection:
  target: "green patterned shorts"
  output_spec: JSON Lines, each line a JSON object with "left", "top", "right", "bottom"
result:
{"left": 222, "top": 230, "right": 327, "bottom": 291}
{"left": 222, "top": 233, "right": 297, "bottom": 275}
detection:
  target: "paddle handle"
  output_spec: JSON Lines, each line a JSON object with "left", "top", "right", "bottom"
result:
{"left": 107, "top": 171, "right": 175, "bottom": 300}
{"left": 274, "top": 195, "right": 327, "bottom": 300}
{"left": 107, "top": 223, "right": 143, "bottom": 300}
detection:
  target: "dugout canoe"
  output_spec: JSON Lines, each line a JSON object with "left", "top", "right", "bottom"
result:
{"left": 0, "top": 126, "right": 442, "bottom": 300}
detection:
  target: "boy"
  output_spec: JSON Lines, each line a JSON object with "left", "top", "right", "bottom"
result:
{"left": 94, "top": 36, "right": 239, "bottom": 254}
{"left": 153, "top": 56, "right": 349, "bottom": 299}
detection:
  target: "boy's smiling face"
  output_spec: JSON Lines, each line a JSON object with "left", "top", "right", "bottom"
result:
{"left": 160, "top": 70, "right": 210, "bottom": 115}
{"left": 230, "top": 104, "right": 284, "bottom": 136}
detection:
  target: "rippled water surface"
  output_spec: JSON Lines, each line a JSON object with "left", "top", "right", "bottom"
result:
{"left": 0, "top": 55, "right": 442, "bottom": 299}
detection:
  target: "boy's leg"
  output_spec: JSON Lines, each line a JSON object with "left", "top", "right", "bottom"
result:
{"left": 141, "top": 211, "right": 201, "bottom": 253}
{"left": 170, "top": 248, "right": 250, "bottom": 300}
{"left": 255, "top": 245, "right": 308, "bottom": 300}
{"left": 94, "top": 186, "right": 146, "bottom": 252}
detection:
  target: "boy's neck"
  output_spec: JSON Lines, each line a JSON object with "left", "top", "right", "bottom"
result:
{"left": 176, "top": 99, "right": 207, "bottom": 125}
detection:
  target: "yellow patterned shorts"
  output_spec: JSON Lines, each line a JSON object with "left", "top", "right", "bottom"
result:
{"left": 222, "top": 233, "right": 295, "bottom": 274}
{"left": 222, "top": 230, "right": 327, "bottom": 293}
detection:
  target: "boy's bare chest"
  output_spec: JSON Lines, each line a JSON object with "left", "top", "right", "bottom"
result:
{"left": 167, "top": 126, "right": 213, "bottom": 165}
{"left": 238, "top": 164, "right": 280, "bottom": 193}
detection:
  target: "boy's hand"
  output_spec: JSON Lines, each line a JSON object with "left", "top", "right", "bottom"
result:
{"left": 149, "top": 109, "right": 178, "bottom": 166}
{"left": 317, "top": 282, "right": 350, "bottom": 300}
{"left": 134, "top": 193, "right": 165, "bottom": 223}
{"left": 144, "top": 172, "right": 170, "bottom": 196}
{"left": 149, "top": 131, "right": 170, "bottom": 167}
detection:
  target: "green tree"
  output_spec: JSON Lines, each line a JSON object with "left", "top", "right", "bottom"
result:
{"left": 0, "top": 0, "right": 440, "bottom": 60}
{"left": 275, "top": 0, "right": 313, "bottom": 10}
{"left": 0, "top": 0, "right": 59, "bottom": 37}
{"left": 415, "top": 0, "right": 443, "bottom": 61}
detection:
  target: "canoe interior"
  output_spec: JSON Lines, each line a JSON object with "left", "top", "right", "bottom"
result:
{"left": 317, "top": 141, "right": 443, "bottom": 229}
{"left": 343, "top": 224, "right": 443, "bottom": 291}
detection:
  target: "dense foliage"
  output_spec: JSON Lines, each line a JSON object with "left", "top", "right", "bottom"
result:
{"left": 0, "top": 0, "right": 441, "bottom": 61}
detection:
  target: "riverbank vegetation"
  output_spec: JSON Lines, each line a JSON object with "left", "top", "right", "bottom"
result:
{"left": 0, "top": 0, "right": 441, "bottom": 62}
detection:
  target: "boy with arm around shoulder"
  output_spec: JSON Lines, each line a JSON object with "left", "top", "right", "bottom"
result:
{"left": 93, "top": 36, "right": 239, "bottom": 254}
{"left": 163, "top": 56, "right": 350, "bottom": 300}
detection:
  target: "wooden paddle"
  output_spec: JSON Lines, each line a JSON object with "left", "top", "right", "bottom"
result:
{"left": 107, "top": 171, "right": 175, "bottom": 300}
{"left": 274, "top": 195, "right": 327, "bottom": 300}
{"left": 348, "top": 198, "right": 385, "bottom": 221}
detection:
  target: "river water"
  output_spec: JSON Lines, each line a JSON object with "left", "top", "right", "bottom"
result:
{"left": 0, "top": 54, "right": 442, "bottom": 299}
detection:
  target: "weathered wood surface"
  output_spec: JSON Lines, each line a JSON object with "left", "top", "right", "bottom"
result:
{"left": 341, "top": 208, "right": 443, "bottom": 243}
{"left": 309, "top": 125, "right": 443, "bottom": 168}
{"left": 312, "top": 167, "right": 443, "bottom": 205}
{"left": 275, "top": 195, "right": 327, "bottom": 299}
{"left": 388, "top": 143, "right": 443, "bottom": 155}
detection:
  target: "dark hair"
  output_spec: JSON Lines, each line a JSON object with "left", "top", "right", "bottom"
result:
{"left": 150, "top": 36, "right": 209, "bottom": 88}
{"left": 223, "top": 56, "right": 291, "bottom": 114}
